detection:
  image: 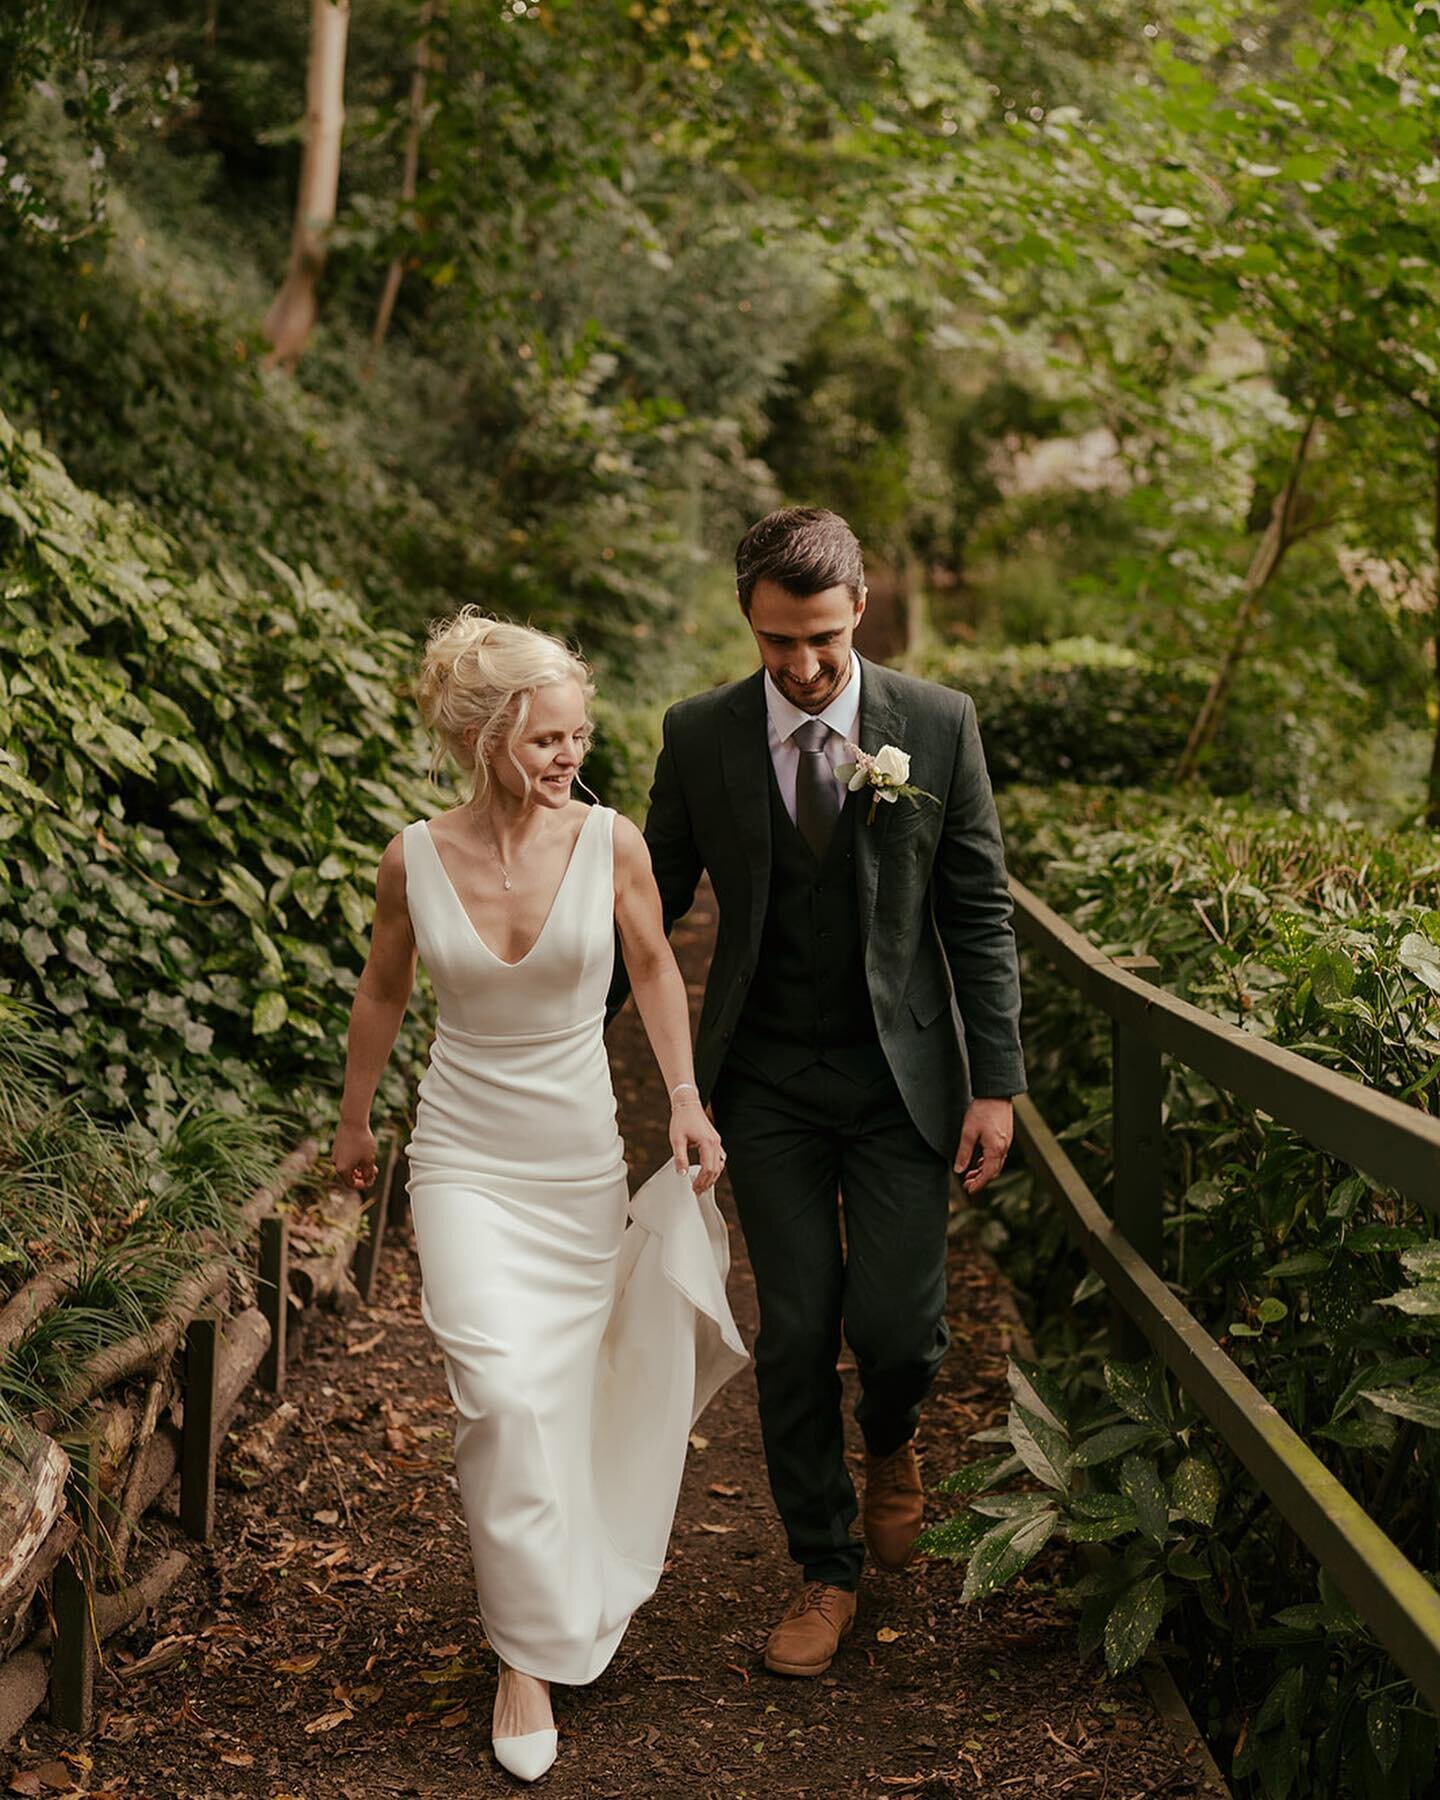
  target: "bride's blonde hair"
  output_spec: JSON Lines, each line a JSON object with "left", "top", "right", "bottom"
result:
{"left": 415, "top": 610, "right": 594, "bottom": 804}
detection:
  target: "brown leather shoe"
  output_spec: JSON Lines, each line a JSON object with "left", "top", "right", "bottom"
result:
{"left": 763, "top": 1582, "right": 857, "bottom": 1677}
{"left": 863, "top": 1441, "right": 925, "bottom": 1572}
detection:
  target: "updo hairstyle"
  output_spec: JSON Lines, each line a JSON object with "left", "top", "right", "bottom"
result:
{"left": 415, "top": 609, "right": 594, "bottom": 804}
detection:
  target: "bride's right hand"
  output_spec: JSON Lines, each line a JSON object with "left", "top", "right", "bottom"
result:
{"left": 331, "top": 1119, "right": 378, "bottom": 1190}
{"left": 671, "top": 1097, "right": 725, "bottom": 1193}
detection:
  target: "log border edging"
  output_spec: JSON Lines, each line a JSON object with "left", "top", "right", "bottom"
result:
{"left": 0, "top": 1127, "right": 407, "bottom": 1746}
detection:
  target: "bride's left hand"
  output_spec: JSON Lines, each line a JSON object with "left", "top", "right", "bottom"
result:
{"left": 671, "top": 1096, "right": 726, "bottom": 1193}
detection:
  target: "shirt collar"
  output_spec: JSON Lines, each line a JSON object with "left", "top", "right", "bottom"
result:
{"left": 763, "top": 651, "right": 862, "bottom": 747}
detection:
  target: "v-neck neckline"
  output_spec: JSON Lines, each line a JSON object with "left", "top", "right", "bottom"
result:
{"left": 421, "top": 805, "right": 596, "bottom": 969}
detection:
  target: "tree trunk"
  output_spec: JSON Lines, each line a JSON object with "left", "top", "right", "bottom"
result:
{"left": 1176, "top": 413, "right": 1319, "bottom": 783}
{"left": 0, "top": 1517, "right": 76, "bottom": 1660}
{"left": 365, "top": 3, "right": 435, "bottom": 377}
{"left": 262, "top": 0, "right": 351, "bottom": 371}
{"left": 288, "top": 1191, "right": 364, "bottom": 1313}
{"left": 0, "top": 1648, "right": 47, "bottom": 1748}
{"left": 25, "top": 1547, "right": 191, "bottom": 1657}
{"left": 113, "top": 1306, "right": 272, "bottom": 1555}
{"left": 241, "top": 1137, "right": 319, "bottom": 1234}
{"left": 1427, "top": 434, "right": 1440, "bottom": 827}
{"left": 0, "top": 1260, "right": 80, "bottom": 1359}
{"left": 32, "top": 1261, "right": 229, "bottom": 1434}
{"left": 0, "top": 1429, "right": 70, "bottom": 1624}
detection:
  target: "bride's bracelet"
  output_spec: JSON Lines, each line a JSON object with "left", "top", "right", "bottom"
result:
{"left": 669, "top": 1081, "right": 699, "bottom": 1108}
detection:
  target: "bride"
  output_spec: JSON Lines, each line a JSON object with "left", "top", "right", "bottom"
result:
{"left": 329, "top": 611, "right": 747, "bottom": 1783}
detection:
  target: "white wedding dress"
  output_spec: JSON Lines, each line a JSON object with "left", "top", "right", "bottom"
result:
{"left": 401, "top": 804, "right": 747, "bottom": 1685}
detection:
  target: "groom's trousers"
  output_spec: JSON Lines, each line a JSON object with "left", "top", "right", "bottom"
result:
{"left": 712, "top": 1043, "right": 951, "bottom": 1591}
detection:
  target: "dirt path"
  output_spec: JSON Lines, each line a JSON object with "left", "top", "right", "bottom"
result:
{"left": 9, "top": 892, "right": 1212, "bottom": 1800}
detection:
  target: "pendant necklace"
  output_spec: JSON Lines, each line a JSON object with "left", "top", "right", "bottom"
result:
{"left": 483, "top": 818, "right": 530, "bottom": 892}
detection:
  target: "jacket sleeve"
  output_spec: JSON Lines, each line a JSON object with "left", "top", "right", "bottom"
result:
{"left": 604, "top": 705, "right": 705, "bottom": 1024}
{"left": 931, "top": 694, "right": 1027, "bottom": 1098}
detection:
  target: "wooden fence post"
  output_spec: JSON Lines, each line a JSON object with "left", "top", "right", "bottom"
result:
{"left": 257, "top": 1212, "right": 288, "bottom": 1396}
{"left": 179, "top": 1315, "right": 219, "bottom": 1542}
{"left": 351, "top": 1133, "right": 398, "bottom": 1305}
{"left": 387, "top": 1141, "right": 410, "bottom": 1233}
{"left": 1112, "top": 955, "right": 1163, "bottom": 1361}
{"left": 49, "top": 1432, "right": 100, "bottom": 1732}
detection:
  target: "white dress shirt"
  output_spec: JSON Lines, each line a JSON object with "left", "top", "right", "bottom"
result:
{"left": 763, "top": 652, "right": 862, "bottom": 827}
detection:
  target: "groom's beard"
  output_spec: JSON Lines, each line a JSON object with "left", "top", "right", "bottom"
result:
{"left": 775, "top": 659, "right": 851, "bottom": 713}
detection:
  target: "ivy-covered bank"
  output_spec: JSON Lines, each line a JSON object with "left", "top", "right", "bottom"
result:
{"left": 0, "top": 409, "right": 438, "bottom": 1130}
{"left": 929, "top": 786, "right": 1440, "bottom": 1799}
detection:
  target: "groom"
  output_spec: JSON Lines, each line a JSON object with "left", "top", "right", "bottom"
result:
{"left": 614, "top": 506, "right": 1025, "bottom": 1677}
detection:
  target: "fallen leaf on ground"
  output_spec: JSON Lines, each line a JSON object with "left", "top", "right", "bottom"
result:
{"left": 273, "top": 1652, "right": 323, "bottom": 1674}
{"left": 303, "top": 1705, "right": 355, "bottom": 1734}
{"left": 115, "top": 1638, "right": 191, "bottom": 1681}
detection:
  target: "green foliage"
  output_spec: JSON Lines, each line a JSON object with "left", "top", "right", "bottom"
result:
{"left": 0, "top": 1, "right": 191, "bottom": 247}
{"left": 977, "top": 786, "right": 1440, "bottom": 1794}
{"left": 0, "top": 406, "right": 436, "bottom": 1126}
{"left": 0, "top": 182, "right": 734, "bottom": 671}
{"left": 348, "top": 0, "right": 989, "bottom": 318}
{"left": 927, "top": 1352, "right": 1440, "bottom": 1797}
{"left": 587, "top": 697, "right": 665, "bottom": 824}
{"left": 921, "top": 1355, "right": 1204, "bottom": 1673}
{"left": 0, "top": 999, "right": 281, "bottom": 1447}
{"left": 916, "top": 638, "right": 1350, "bottom": 807}
{"left": 935, "top": 0, "right": 1440, "bottom": 816}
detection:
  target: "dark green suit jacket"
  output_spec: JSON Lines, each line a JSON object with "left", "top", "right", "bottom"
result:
{"left": 625, "top": 655, "right": 1026, "bottom": 1160}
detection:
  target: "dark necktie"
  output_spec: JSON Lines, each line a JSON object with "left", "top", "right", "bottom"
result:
{"left": 793, "top": 718, "right": 841, "bottom": 861}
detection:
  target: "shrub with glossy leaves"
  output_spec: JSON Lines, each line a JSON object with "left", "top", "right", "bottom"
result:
{"left": 0, "top": 408, "right": 436, "bottom": 1128}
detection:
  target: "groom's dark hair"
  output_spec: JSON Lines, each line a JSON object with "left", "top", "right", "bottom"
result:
{"left": 735, "top": 507, "right": 865, "bottom": 615}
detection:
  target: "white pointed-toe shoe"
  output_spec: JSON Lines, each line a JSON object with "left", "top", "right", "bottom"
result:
{"left": 492, "top": 1727, "right": 558, "bottom": 1782}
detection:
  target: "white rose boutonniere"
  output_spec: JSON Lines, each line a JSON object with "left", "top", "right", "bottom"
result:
{"left": 834, "top": 741, "right": 937, "bottom": 824}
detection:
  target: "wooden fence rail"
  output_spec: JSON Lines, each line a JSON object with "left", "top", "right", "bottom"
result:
{"left": 1008, "top": 878, "right": 1440, "bottom": 1715}
{"left": 3, "top": 1129, "right": 405, "bottom": 1743}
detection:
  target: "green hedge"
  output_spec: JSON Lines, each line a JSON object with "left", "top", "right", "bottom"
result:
{"left": 914, "top": 637, "right": 1359, "bottom": 809}
{"left": 0, "top": 408, "right": 436, "bottom": 1129}
{"left": 973, "top": 784, "right": 1440, "bottom": 1796}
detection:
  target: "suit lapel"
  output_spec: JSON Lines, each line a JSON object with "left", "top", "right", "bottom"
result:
{"left": 852, "top": 656, "right": 906, "bottom": 944}
{"left": 721, "top": 671, "right": 773, "bottom": 933}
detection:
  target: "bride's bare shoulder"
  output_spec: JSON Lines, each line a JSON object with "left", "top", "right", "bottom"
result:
{"left": 611, "top": 812, "right": 651, "bottom": 872}
{"left": 369, "top": 835, "right": 415, "bottom": 944}
{"left": 422, "top": 805, "right": 469, "bottom": 846}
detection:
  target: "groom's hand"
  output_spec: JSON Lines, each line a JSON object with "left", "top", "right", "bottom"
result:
{"left": 954, "top": 1098, "right": 1014, "bottom": 1195}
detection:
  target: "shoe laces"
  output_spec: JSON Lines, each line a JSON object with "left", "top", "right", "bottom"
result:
{"left": 792, "top": 1582, "right": 848, "bottom": 1621}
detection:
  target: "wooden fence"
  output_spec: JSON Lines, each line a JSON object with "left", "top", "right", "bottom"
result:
{"left": 0, "top": 1131, "right": 405, "bottom": 1743}
{"left": 1009, "top": 878, "right": 1440, "bottom": 1714}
